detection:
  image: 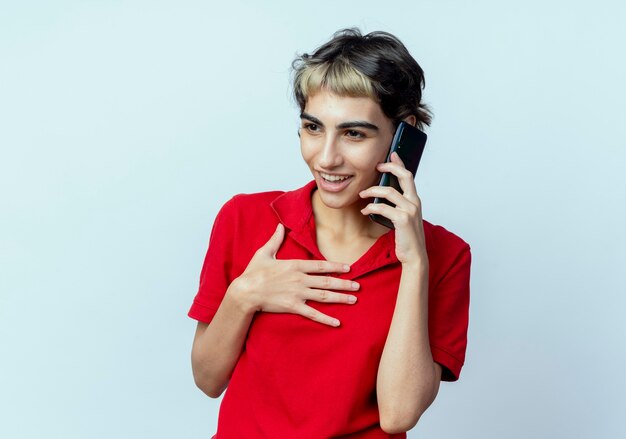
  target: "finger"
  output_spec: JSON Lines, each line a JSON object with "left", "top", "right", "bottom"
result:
{"left": 359, "top": 185, "right": 414, "bottom": 211}
{"left": 391, "top": 151, "right": 420, "bottom": 201}
{"left": 259, "top": 223, "right": 285, "bottom": 258}
{"left": 294, "top": 304, "right": 341, "bottom": 327}
{"left": 376, "top": 156, "right": 420, "bottom": 202}
{"left": 360, "top": 202, "right": 413, "bottom": 226}
{"left": 390, "top": 150, "right": 409, "bottom": 168}
{"left": 304, "top": 275, "right": 360, "bottom": 292}
{"left": 294, "top": 259, "right": 351, "bottom": 274}
{"left": 304, "top": 288, "right": 358, "bottom": 305}
{"left": 376, "top": 153, "right": 412, "bottom": 177}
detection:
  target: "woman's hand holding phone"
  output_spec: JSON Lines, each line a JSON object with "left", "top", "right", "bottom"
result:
{"left": 359, "top": 151, "right": 428, "bottom": 266}
{"left": 230, "top": 223, "right": 360, "bottom": 327}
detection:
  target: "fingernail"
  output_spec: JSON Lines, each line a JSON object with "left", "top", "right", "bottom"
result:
{"left": 332, "top": 319, "right": 341, "bottom": 327}
{"left": 343, "top": 264, "right": 350, "bottom": 272}
{"left": 352, "top": 282, "right": 359, "bottom": 290}
{"left": 348, "top": 295, "right": 357, "bottom": 303}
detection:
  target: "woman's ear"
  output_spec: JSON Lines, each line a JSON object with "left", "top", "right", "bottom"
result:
{"left": 403, "top": 115, "right": 417, "bottom": 127}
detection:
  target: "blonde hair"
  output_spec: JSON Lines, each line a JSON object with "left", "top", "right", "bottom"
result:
{"left": 295, "top": 59, "right": 377, "bottom": 102}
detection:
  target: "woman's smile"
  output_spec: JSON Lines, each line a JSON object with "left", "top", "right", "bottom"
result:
{"left": 317, "top": 172, "right": 354, "bottom": 192}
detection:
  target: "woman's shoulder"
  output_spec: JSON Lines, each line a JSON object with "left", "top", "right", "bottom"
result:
{"left": 422, "top": 219, "right": 472, "bottom": 287}
{"left": 221, "top": 180, "right": 314, "bottom": 219}
{"left": 215, "top": 187, "right": 288, "bottom": 224}
{"left": 423, "top": 218, "right": 471, "bottom": 255}
{"left": 218, "top": 188, "right": 287, "bottom": 219}
{"left": 230, "top": 188, "right": 287, "bottom": 206}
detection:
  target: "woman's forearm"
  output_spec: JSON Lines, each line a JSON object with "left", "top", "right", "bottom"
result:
{"left": 376, "top": 261, "right": 438, "bottom": 433}
{"left": 191, "top": 280, "right": 257, "bottom": 398}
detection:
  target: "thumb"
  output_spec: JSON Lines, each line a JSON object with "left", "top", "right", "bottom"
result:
{"left": 261, "top": 223, "right": 285, "bottom": 258}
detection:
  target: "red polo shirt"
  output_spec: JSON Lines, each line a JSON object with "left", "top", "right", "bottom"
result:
{"left": 188, "top": 179, "right": 471, "bottom": 438}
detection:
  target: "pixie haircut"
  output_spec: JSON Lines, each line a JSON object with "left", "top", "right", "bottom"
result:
{"left": 291, "top": 28, "right": 432, "bottom": 130}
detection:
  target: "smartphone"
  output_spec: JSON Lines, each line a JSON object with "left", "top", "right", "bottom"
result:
{"left": 369, "top": 121, "right": 427, "bottom": 229}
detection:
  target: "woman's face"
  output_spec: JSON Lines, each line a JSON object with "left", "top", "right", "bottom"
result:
{"left": 300, "top": 89, "right": 396, "bottom": 210}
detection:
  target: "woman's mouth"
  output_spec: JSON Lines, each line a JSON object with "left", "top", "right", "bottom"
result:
{"left": 318, "top": 172, "right": 354, "bottom": 192}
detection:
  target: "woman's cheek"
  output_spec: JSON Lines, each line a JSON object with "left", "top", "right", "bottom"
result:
{"left": 300, "top": 144, "right": 314, "bottom": 163}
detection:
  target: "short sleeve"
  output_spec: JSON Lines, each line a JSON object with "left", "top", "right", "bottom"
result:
{"left": 187, "top": 196, "right": 238, "bottom": 324}
{"left": 429, "top": 243, "right": 472, "bottom": 382}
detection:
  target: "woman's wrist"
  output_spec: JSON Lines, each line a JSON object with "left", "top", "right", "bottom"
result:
{"left": 226, "top": 277, "right": 259, "bottom": 316}
{"left": 401, "top": 254, "right": 429, "bottom": 272}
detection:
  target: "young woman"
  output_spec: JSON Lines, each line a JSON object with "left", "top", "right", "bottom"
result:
{"left": 188, "top": 28, "right": 472, "bottom": 438}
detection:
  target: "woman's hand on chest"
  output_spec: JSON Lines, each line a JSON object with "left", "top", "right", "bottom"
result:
{"left": 232, "top": 223, "right": 362, "bottom": 328}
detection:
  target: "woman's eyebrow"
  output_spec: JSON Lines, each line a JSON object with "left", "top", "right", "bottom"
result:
{"left": 300, "top": 112, "right": 379, "bottom": 131}
{"left": 337, "top": 121, "right": 379, "bottom": 131}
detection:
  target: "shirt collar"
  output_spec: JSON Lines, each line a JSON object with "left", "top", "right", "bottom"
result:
{"left": 270, "top": 179, "right": 317, "bottom": 233}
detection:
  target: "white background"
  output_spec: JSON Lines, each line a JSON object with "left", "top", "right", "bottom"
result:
{"left": 1, "top": 1, "right": 625, "bottom": 437}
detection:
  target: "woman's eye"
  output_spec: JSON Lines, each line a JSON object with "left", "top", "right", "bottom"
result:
{"left": 304, "top": 123, "right": 319, "bottom": 132}
{"left": 346, "top": 130, "right": 365, "bottom": 139}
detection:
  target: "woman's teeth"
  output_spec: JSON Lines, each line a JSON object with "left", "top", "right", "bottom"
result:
{"left": 320, "top": 172, "right": 351, "bottom": 182}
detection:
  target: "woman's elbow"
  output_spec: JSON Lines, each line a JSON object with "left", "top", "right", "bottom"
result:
{"left": 380, "top": 413, "right": 420, "bottom": 435}
{"left": 191, "top": 357, "right": 227, "bottom": 398}
{"left": 379, "top": 398, "right": 432, "bottom": 434}
{"left": 193, "top": 373, "right": 227, "bottom": 399}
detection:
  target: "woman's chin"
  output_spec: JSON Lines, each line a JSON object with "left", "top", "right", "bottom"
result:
{"left": 315, "top": 189, "right": 363, "bottom": 211}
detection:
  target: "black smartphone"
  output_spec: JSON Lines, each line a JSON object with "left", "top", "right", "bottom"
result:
{"left": 369, "top": 121, "right": 427, "bottom": 229}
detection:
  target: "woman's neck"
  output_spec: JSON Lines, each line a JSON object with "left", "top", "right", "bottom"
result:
{"left": 311, "top": 189, "right": 389, "bottom": 241}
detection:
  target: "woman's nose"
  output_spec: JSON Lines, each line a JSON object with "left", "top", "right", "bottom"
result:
{"left": 318, "top": 136, "right": 343, "bottom": 168}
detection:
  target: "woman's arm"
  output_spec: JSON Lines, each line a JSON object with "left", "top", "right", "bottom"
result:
{"left": 359, "top": 152, "right": 443, "bottom": 433}
{"left": 191, "top": 223, "right": 358, "bottom": 398}
{"left": 376, "top": 261, "right": 442, "bottom": 434}
{"left": 191, "top": 280, "right": 256, "bottom": 398}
